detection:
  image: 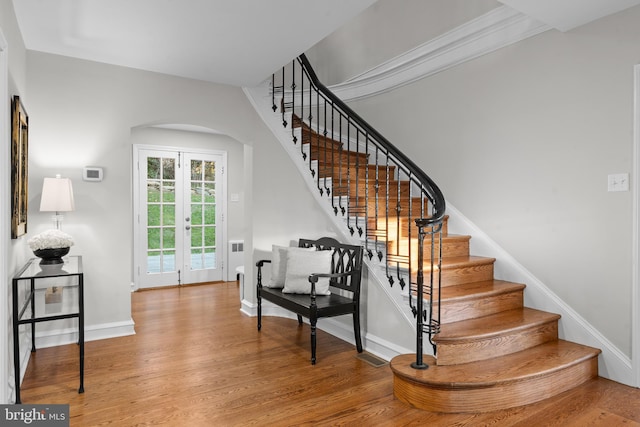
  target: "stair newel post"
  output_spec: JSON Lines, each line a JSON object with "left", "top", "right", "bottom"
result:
{"left": 411, "top": 218, "right": 429, "bottom": 370}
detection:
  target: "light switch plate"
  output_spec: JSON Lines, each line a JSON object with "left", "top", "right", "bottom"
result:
{"left": 608, "top": 173, "right": 629, "bottom": 192}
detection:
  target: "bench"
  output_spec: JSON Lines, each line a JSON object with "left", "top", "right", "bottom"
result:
{"left": 256, "top": 237, "right": 364, "bottom": 364}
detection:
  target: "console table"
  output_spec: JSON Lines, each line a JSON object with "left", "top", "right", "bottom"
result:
{"left": 12, "top": 255, "right": 84, "bottom": 404}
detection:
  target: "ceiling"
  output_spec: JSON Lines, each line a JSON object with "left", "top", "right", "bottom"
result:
{"left": 12, "top": 0, "right": 640, "bottom": 87}
{"left": 12, "top": 0, "right": 377, "bottom": 87}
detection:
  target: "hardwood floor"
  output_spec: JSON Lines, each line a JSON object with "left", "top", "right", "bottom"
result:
{"left": 19, "top": 282, "right": 640, "bottom": 426}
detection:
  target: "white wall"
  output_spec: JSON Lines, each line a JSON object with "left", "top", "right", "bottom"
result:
{"left": 307, "top": 2, "right": 640, "bottom": 357}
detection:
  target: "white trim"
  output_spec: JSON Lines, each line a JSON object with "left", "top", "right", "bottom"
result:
{"left": 0, "top": 26, "right": 9, "bottom": 404}
{"left": 329, "top": 5, "right": 551, "bottom": 102}
{"left": 33, "top": 319, "right": 136, "bottom": 349}
{"left": 633, "top": 64, "right": 640, "bottom": 387}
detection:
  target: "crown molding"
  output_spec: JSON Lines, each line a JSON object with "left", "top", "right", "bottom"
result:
{"left": 329, "top": 5, "right": 552, "bottom": 102}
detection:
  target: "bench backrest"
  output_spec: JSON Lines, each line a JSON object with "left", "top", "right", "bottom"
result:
{"left": 298, "top": 237, "right": 364, "bottom": 296}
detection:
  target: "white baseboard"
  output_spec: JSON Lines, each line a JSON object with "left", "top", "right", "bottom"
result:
{"left": 33, "top": 319, "right": 136, "bottom": 349}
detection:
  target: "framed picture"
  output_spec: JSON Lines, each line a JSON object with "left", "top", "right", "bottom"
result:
{"left": 11, "top": 95, "right": 28, "bottom": 239}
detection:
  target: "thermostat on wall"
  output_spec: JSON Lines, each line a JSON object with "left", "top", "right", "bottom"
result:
{"left": 83, "top": 167, "right": 103, "bottom": 182}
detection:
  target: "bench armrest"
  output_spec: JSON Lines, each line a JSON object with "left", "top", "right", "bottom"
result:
{"left": 307, "top": 270, "right": 358, "bottom": 297}
{"left": 256, "top": 259, "right": 272, "bottom": 288}
{"left": 308, "top": 270, "right": 356, "bottom": 283}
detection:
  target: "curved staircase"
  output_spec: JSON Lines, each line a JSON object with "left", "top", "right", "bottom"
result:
{"left": 298, "top": 109, "right": 601, "bottom": 412}
{"left": 256, "top": 55, "right": 602, "bottom": 413}
{"left": 390, "top": 226, "right": 601, "bottom": 412}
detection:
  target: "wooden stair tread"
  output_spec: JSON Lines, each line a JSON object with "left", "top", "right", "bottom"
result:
{"left": 391, "top": 340, "right": 600, "bottom": 386}
{"left": 435, "top": 308, "right": 560, "bottom": 341}
{"left": 438, "top": 256, "right": 496, "bottom": 269}
{"left": 440, "top": 280, "right": 525, "bottom": 301}
{"left": 379, "top": 233, "right": 465, "bottom": 243}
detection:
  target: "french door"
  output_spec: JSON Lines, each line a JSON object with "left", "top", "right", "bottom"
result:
{"left": 134, "top": 146, "right": 225, "bottom": 288}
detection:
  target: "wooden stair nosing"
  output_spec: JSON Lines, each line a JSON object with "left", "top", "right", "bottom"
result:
{"left": 392, "top": 340, "right": 600, "bottom": 387}
{"left": 390, "top": 341, "right": 601, "bottom": 412}
{"left": 437, "top": 280, "right": 526, "bottom": 323}
{"left": 412, "top": 256, "right": 496, "bottom": 287}
{"left": 317, "top": 163, "right": 396, "bottom": 175}
{"left": 434, "top": 308, "right": 562, "bottom": 365}
{"left": 435, "top": 308, "right": 561, "bottom": 342}
{"left": 439, "top": 280, "right": 525, "bottom": 303}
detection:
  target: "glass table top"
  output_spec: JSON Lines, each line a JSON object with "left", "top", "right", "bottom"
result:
{"left": 15, "top": 256, "right": 83, "bottom": 280}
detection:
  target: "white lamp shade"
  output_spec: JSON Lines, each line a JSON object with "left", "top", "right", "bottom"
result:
{"left": 40, "top": 177, "right": 75, "bottom": 212}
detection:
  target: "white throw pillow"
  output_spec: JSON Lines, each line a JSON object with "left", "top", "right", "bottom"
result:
{"left": 283, "top": 248, "right": 333, "bottom": 295}
{"left": 265, "top": 245, "right": 314, "bottom": 288}
{"left": 265, "top": 245, "right": 288, "bottom": 288}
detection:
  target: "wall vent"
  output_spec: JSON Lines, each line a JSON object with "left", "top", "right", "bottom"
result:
{"left": 227, "top": 240, "right": 244, "bottom": 281}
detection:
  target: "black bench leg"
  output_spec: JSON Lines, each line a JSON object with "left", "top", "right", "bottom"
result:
{"left": 257, "top": 292, "right": 262, "bottom": 331}
{"left": 353, "top": 310, "right": 363, "bottom": 353}
{"left": 310, "top": 316, "right": 317, "bottom": 365}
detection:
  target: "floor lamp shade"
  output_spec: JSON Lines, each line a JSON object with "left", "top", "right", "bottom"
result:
{"left": 40, "top": 176, "right": 75, "bottom": 213}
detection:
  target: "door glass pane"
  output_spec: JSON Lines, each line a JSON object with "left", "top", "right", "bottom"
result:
{"left": 191, "top": 248, "right": 203, "bottom": 270}
{"left": 204, "top": 248, "right": 215, "bottom": 269}
{"left": 191, "top": 226, "right": 202, "bottom": 247}
{"left": 204, "top": 205, "right": 215, "bottom": 225}
{"left": 147, "top": 250, "right": 161, "bottom": 273}
{"left": 205, "top": 183, "right": 215, "bottom": 202}
{"left": 163, "top": 158, "right": 175, "bottom": 180}
{"left": 162, "top": 250, "right": 176, "bottom": 272}
{"left": 204, "top": 226, "right": 215, "bottom": 247}
{"left": 148, "top": 228, "right": 160, "bottom": 250}
{"left": 163, "top": 228, "right": 175, "bottom": 249}
{"left": 204, "top": 161, "right": 215, "bottom": 181}
{"left": 163, "top": 205, "right": 175, "bottom": 226}
{"left": 191, "top": 182, "right": 202, "bottom": 203}
{"left": 148, "top": 205, "right": 160, "bottom": 226}
{"left": 191, "top": 204, "right": 203, "bottom": 225}
{"left": 162, "top": 180, "right": 175, "bottom": 203}
{"left": 191, "top": 160, "right": 202, "bottom": 181}
{"left": 147, "top": 182, "right": 160, "bottom": 202}
{"left": 147, "top": 158, "right": 160, "bottom": 179}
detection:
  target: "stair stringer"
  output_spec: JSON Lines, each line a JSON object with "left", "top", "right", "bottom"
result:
{"left": 244, "top": 82, "right": 421, "bottom": 360}
{"left": 445, "top": 203, "right": 632, "bottom": 386}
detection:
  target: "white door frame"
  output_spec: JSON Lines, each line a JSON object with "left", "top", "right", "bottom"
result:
{"left": 132, "top": 144, "right": 228, "bottom": 289}
{"left": 633, "top": 64, "right": 640, "bottom": 388}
